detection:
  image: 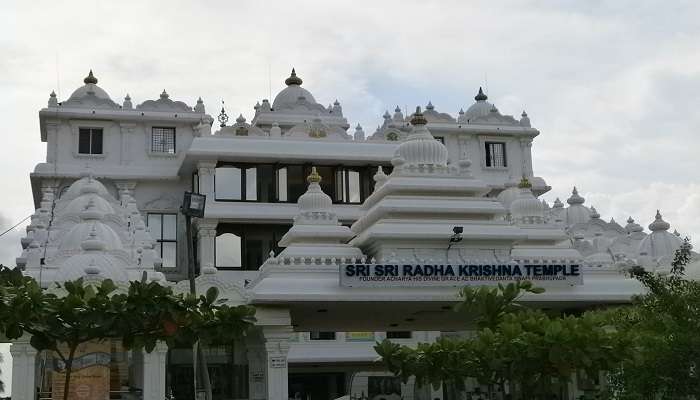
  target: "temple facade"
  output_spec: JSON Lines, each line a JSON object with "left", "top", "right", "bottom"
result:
{"left": 6, "top": 69, "right": 698, "bottom": 400}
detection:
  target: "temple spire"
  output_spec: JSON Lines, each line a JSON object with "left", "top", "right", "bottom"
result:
{"left": 84, "top": 69, "right": 98, "bottom": 85}
{"left": 474, "top": 86, "right": 487, "bottom": 101}
{"left": 285, "top": 68, "right": 303, "bottom": 86}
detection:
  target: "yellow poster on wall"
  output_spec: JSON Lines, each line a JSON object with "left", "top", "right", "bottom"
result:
{"left": 52, "top": 341, "right": 111, "bottom": 400}
{"left": 346, "top": 332, "right": 375, "bottom": 341}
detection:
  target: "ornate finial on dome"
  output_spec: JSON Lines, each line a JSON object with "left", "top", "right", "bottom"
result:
{"left": 81, "top": 225, "right": 106, "bottom": 251}
{"left": 236, "top": 114, "right": 246, "bottom": 124}
{"left": 194, "top": 97, "right": 205, "bottom": 113}
{"left": 218, "top": 100, "right": 229, "bottom": 127}
{"left": 307, "top": 167, "right": 322, "bottom": 184}
{"left": 474, "top": 86, "right": 487, "bottom": 101}
{"left": 84, "top": 70, "right": 98, "bottom": 85}
{"left": 354, "top": 124, "right": 365, "bottom": 141}
{"left": 426, "top": 101, "right": 434, "bottom": 110}
{"left": 553, "top": 197, "right": 564, "bottom": 208}
{"left": 160, "top": 90, "right": 169, "bottom": 99}
{"left": 254, "top": 101, "right": 261, "bottom": 111}
{"left": 395, "top": 105, "right": 401, "bottom": 113}
{"left": 373, "top": 166, "right": 388, "bottom": 189}
{"left": 649, "top": 210, "right": 671, "bottom": 232}
{"left": 590, "top": 206, "right": 600, "bottom": 219}
{"left": 410, "top": 106, "right": 427, "bottom": 126}
{"left": 123, "top": 94, "right": 133, "bottom": 109}
{"left": 520, "top": 110, "right": 531, "bottom": 127}
{"left": 285, "top": 68, "right": 303, "bottom": 86}
{"left": 517, "top": 176, "right": 532, "bottom": 189}
{"left": 383, "top": 110, "right": 391, "bottom": 120}
{"left": 567, "top": 186, "right": 585, "bottom": 205}
{"left": 627, "top": 216, "right": 634, "bottom": 224}
{"left": 459, "top": 108, "right": 464, "bottom": 115}
{"left": 48, "top": 90, "right": 58, "bottom": 107}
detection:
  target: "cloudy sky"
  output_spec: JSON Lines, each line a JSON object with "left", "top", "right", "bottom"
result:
{"left": 1, "top": 0, "right": 699, "bottom": 393}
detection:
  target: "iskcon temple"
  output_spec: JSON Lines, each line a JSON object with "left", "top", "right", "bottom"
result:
{"left": 5, "top": 69, "right": 697, "bottom": 400}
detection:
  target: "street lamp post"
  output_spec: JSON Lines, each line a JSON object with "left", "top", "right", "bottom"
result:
{"left": 181, "top": 191, "right": 207, "bottom": 400}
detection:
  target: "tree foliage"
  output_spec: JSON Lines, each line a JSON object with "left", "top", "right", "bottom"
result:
{"left": 608, "top": 237, "right": 700, "bottom": 399}
{"left": 0, "top": 266, "right": 256, "bottom": 400}
{"left": 375, "top": 281, "right": 634, "bottom": 399}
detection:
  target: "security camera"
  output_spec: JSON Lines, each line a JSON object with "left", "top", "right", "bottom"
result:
{"left": 450, "top": 226, "right": 463, "bottom": 243}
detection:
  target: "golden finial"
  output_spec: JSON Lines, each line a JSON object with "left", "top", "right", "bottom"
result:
{"left": 518, "top": 176, "right": 532, "bottom": 189}
{"left": 307, "top": 166, "right": 322, "bottom": 184}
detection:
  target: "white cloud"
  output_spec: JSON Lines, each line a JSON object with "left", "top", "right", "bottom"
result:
{"left": 0, "top": 0, "right": 699, "bottom": 393}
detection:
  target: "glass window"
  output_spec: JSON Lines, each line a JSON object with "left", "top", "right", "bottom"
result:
{"left": 336, "top": 168, "right": 362, "bottom": 203}
{"left": 310, "top": 331, "right": 336, "bottom": 340}
{"left": 277, "top": 167, "right": 288, "bottom": 202}
{"left": 215, "top": 167, "right": 242, "bottom": 200}
{"left": 245, "top": 167, "right": 257, "bottom": 201}
{"left": 147, "top": 213, "right": 178, "bottom": 268}
{"left": 78, "top": 128, "right": 103, "bottom": 154}
{"left": 485, "top": 142, "right": 507, "bottom": 167}
{"left": 151, "top": 127, "right": 176, "bottom": 153}
{"left": 257, "top": 165, "right": 275, "bottom": 202}
{"left": 216, "top": 233, "right": 242, "bottom": 268}
{"left": 386, "top": 331, "right": 412, "bottom": 339}
{"left": 287, "top": 165, "right": 306, "bottom": 202}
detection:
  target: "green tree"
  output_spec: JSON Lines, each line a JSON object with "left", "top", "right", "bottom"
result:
{"left": 0, "top": 266, "right": 256, "bottom": 400}
{"left": 608, "top": 237, "right": 700, "bottom": 399}
{"left": 375, "top": 281, "right": 633, "bottom": 399}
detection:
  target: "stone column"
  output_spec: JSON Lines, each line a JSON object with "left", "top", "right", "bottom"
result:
{"left": 262, "top": 326, "right": 292, "bottom": 400}
{"left": 195, "top": 219, "right": 218, "bottom": 271}
{"left": 142, "top": 342, "right": 169, "bottom": 400}
{"left": 519, "top": 138, "right": 533, "bottom": 178}
{"left": 115, "top": 180, "right": 138, "bottom": 205}
{"left": 45, "top": 119, "right": 61, "bottom": 164}
{"left": 196, "top": 161, "right": 217, "bottom": 199}
{"left": 10, "top": 337, "right": 38, "bottom": 400}
{"left": 120, "top": 123, "right": 136, "bottom": 165}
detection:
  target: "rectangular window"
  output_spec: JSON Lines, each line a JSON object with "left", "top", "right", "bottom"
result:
{"left": 151, "top": 127, "right": 176, "bottom": 154}
{"left": 386, "top": 331, "right": 412, "bottom": 339}
{"left": 434, "top": 136, "right": 445, "bottom": 144}
{"left": 78, "top": 128, "right": 103, "bottom": 155}
{"left": 485, "top": 142, "right": 507, "bottom": 167}
{"left": 336, "top": 168, "right": 362, "bottom": 203}
{"left": 215, "top": 166, "right": 258, "bottom": 201}
{"left": 215, "top": 224, "right": 291, "bottom": 270}
{"left": 147, "top": 213, "right": 177, "bottom": 268}
{"left": 276, "top": 167, "right": 288, "bottom": 202}
{"left": 310, "top": 331, "right": 336, "bottom": 341}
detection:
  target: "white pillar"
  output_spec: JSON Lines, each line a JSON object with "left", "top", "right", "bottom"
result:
{"left": 195, "top": 219, "right": 218, "bottom": 271}
{"left": 9, "top": 337, "right": 38, "bottom": 400}
{"left": 246, "top": 326, "right": 293, "bottom": 400}
{"left": 196, "top": 161, "right": 217, "bottom": 200}
{"left": 142, "top": 342, "right": 168, "bottom": 400}
{"left": 262, "top": 326, "right": 292, "bottom": 400}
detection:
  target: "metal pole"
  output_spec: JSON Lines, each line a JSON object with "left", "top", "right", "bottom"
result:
{"left": 185, "top": 212, "right": 198, "bottom": 399}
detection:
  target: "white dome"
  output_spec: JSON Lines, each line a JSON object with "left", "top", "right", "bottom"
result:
{"left": 464, "top": 87, "right": 493, "bottom": 120}
{"left": 510, "top": 179, "right": 545, "bottom": 224}
{"left": 271, "top": 69, "right": 325, "bottom": 113}
{"left": 63, "top": 193, "right": 116, "bottom": 216}
{"left": 62, "top": 176, "right": 111, "bottom": 201}
{"left": 61, "top": 71, "right": 119, "bottom": 109}
{"left": 60, "top": 216, "right": 123, "bottom": 252}
{"left": 565, "top": 187, "right": 591, "bottom": 225}
{"left": 638, "top": 211, "right": 682, "bottom": 260}
{"left": 497, "top": 181, "right": 520, "bottom": 210}
{"left": 56, "top": 254, "right": 128, "bottom": 282}
{"left": 392, "top": 107, "right": 448, "bottom": 167}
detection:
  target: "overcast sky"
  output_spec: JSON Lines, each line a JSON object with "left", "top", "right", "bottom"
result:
{"left": 1, "top": 0, "right": 699, "bottom": 394}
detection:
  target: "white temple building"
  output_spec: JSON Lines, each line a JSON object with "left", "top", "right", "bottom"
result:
{"left": 5, "top": 69, "right": 697, "bottom": 400}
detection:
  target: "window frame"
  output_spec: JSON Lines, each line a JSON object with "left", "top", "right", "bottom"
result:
{"left": 214, "top": 224, "right": 291, "bottom": 271}
{"left": 150, "top": 126, "right": 177, "bottom": 154}
{"left": 483, "top": 140, "right": 508, "bottom": 169}
{"left": 77, "top": 127, "right": 104, "bottom": 155}
{"left": 147, "top": 213, "right": 178, "bottom": 269}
